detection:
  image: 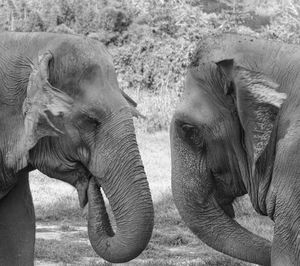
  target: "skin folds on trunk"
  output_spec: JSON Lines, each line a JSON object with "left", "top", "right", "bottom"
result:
{"left": 88, "top": 176, "right": 153, "bottom": 263}
{"left": 87, "top": 118, "right": 154, "bottom": 263}
{"left": 171, "top": 124, "right": 271, "bottom": 266}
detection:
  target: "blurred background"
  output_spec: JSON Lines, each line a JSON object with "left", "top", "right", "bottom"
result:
{"left": 1, "top": 0, "right": 299, "bottom": 265}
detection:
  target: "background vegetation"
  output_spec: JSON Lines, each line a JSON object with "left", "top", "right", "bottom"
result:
{"left": 2, "top": 0, "right": 300, "bottom": 132}
{"left": 1, "top": 0, "right": 300, "bottom": 265}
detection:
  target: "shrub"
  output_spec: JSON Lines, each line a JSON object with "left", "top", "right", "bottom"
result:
{"left": 2, "top": 0, "right": 300, "bottom": 132}
{"left": 99, "top": 7, "right": 132, "bottom": 33}
{"left": 23, "top": 11, "right": 45, "bottom": 31}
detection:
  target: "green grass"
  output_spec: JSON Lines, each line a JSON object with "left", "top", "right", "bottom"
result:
{"left": 30, "top": 129, "right": 273, "bottom": 265}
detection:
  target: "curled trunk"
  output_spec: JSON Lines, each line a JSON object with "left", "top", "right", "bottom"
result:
{"left": 87, "top": 119, "right": 154, "bottom": 263}
{"left": 171, "top": 122, "right": 271, "bottom": 266}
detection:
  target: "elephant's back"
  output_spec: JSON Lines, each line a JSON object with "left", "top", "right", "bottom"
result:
{"left": 0, "top": 32, "right": 92, "bottom": 61}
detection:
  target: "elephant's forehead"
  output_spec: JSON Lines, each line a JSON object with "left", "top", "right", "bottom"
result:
{"left": 82, "top": 86, "right": 126, "bottom": 109}
{"left": 179, "top": 73, "right": 217, "bottom": 125}
{"left": 77, "top": 71, "right": 127, "bottom": 111}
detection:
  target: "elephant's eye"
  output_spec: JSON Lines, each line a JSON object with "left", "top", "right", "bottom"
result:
{"left": 76, "top": 114, "right": 101, "bottom": 131}
{"left": 181, "top": 124, "right": 196, "bottom": 138}
{"left": 86, "top": 115, "right": 101, "bottom": 128}
{"left": 179, "top": 123, "right": 204, "bottom": 148}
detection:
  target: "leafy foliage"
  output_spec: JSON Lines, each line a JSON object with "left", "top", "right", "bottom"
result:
{"left": 1, "top": 0, "right": 300, "bottom": 131}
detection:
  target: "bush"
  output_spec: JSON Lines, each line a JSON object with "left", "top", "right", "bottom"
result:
{"left": 2, "top": 0, "right": 300, "bottom": 132}
{"left": 100, "top": 7, "right": 132, "bottom": 33}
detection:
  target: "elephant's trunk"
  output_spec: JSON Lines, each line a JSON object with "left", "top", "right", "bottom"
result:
{"left": 87, "top": 117, "right": 154, "bottom": 263}
{"left": 171, "top": 123, "right": 271, "bottom": 266}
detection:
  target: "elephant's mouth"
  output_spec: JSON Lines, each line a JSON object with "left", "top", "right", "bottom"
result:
{"left": 220, "top": 203, "right": 235, "bottom": 218}
{"left": 75, "top": 176, "right": 90, "bottom": 208}
{"left": 216, "top": 195, "right": 235, "bottom": 218}
{"left": 210, "top": 171, "right": 236, "bottom": 218}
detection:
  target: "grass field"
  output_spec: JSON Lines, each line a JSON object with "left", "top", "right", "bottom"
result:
{"left": 30, "top": 128, "right": 274, "bottom": 266}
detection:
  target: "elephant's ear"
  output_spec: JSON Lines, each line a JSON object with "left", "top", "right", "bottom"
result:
{"left": 121, "top": 90, "right": 146, "bottom": 119}
{"left": 217, "top": 59, "right": 287, "bottom": 164}
{"left": 7, "top": 51, "right": 73, "bottom": 171}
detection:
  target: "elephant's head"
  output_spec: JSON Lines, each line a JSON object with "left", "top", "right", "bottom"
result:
{"left": 6, "top": 41, "right": 154, "bottom": 263}
{"left": 171, "top": 55, "right": 286, "bottom": 265}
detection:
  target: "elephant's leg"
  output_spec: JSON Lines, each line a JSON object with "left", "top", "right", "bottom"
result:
{"left": 271, "top": 223, "right": 298, "bottom": 266}
{"left": 271, "top": 201, "right": 300, "bottom": 265}
{"left": 0, "top": 173, "right": 35, "bottom": 266}
{"left": 269, "top": 179, "right": 300, "bottom": 265}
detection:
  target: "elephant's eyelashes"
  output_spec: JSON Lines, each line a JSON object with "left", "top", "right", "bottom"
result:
{"left": 181, "top": 124, "right": 196, "bottom": 137}
{"left": 178, "top": 122, "right": 204, "bottom": 148}
{"left": 87, "top": 115, "right": 101, "bottom": 127}
{"left": 76, "top": 114, "right": 101, "bottom": 131}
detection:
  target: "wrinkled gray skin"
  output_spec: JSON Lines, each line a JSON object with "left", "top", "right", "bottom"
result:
{"left": 0, "top": 32, "right": 153, "bottom": 265}
{"left": 171, "top": 34, "right": 300, "bottom": 266}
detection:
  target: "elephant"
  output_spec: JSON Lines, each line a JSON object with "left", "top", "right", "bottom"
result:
{"left": 170, "top": 33, "right": 300, "bottom": 266}
{"left": 0, "top": 32, "right": 154, "bottom": 265}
